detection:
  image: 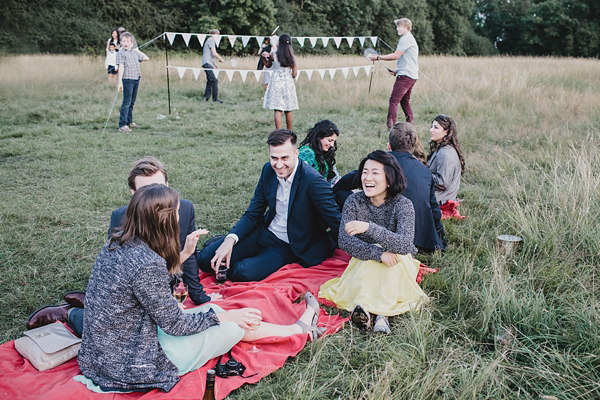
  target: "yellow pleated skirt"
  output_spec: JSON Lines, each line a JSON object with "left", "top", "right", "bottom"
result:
{"left": 319, "top": 254, "right": 428, "bottom": 316}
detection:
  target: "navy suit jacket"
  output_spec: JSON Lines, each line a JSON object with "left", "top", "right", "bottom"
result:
{"left": 230, "top": 159, "right": 341, "bottom": 267}
{"left": 390, "top": 151, "right": 445, "bottom": 251}
{"left": 108, "top": 198, "right": 210, "bottom": 304}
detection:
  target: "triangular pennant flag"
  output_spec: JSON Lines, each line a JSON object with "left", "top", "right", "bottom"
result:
{"left": 295, "top": 37, "right": 306, "bottom": 47}
{"left": 370, "top": 36, "right": 378, "bottom": 46}
{"left": 358, "top": 37, "right": 365, "bottom": 47}
{"left": 227, "top": 35, "right": 237, "bottom": 47}
{"left": 352, "top": 66, "right": 360, "bottom": 76}
{"left": 241, "top": 36, "right": 251, "bottom": 48}
{"left": 341, "top": 67, "right": 349, "bottom": 78}
{"left": 192, "top": 68, "right": 201, "bottom": 80}
{"left": 305, "top": 70, "right": 313, "bottom": 81}
{"left": 166, "top": 32, "right": 176, "bottom": 45}
{"left": 197, "top": 34, "right": 206, "bottom": 46}
{"left": 176, "top": 67, "right": 186, "bottom": 79}
{"left": 309, "top": 37, "right": 318, "bottom": 48}
{"left": 317, "top": 69, "right": 326, "bottom": 79}
{"left": 252, "top": 70, "right": 262, "bottom": 82}
{"left": 256, "top": 36, "right": 265, "bottom": 46}
{"left": 214, "top": 35, "right": 222, "bottom": 46}
{"left": 225, "top": 69, "right": 235, "bottom": 82}
{"left": 328, "top": 69, "right": 336, "bottom": 79}
{"left": 345, "top": 37, "right": 355, "bottom": 47}
{"left": 182, "top": 33, "right": 191, "bottom": 46}
{"left": 320, "top": 37, "right": 329, "bottom": 48}
{"left": 333, "top": 37, "right": 342, "bottom": 48}
{"left": 213, "top": 69, "right": 220, "bottom": 79}
{"left": 239, "top": 70, "right": 248, "bottom": 82}
{"left": 363, "top": 65, "right": 371, "bottom": 75}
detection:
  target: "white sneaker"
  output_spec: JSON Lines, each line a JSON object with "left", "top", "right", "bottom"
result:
{"left": 373, "top": 315, "right": 391, "bottom": 334}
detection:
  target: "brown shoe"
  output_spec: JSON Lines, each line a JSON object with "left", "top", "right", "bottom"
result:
{"left": 128, "top": 122, "right": 140, "bottom": 128}
{"left": 63, "top": 291, "right": 85, "bottom": 308}
{"left": 26, "top": 304, "right": 71, "bottom": 330}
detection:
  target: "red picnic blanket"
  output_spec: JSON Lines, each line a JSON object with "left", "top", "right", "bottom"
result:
{"left": 0, "top": 249, "right": 352, "bottom": 400}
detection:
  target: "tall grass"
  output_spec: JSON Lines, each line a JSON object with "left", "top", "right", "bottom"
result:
{"left": 1, "top": 53, "right": 599, "bottom": 398}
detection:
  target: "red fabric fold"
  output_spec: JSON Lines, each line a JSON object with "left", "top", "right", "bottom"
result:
{"left": 440, "top": 199, "right": 466, "bottom": 220}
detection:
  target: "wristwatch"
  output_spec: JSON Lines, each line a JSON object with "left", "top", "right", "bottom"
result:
{"left": 377, "top": 55, "right": 381, "bottom": 61}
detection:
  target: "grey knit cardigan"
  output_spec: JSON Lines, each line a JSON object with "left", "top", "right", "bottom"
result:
{"left": 339, "top": 191, "right": 417, "bottom": 261}
{"left": 77, "top": 238, "right": 219, "bottom": 392}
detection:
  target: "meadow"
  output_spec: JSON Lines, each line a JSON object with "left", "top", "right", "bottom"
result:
{"left": 1, "top": 52, "right": 599, "bottom": 399}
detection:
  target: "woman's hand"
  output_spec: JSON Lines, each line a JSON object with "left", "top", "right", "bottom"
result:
{"left": 380, "top": 251, "right": 400, "bottom": 267}
{"left": 345, "top": 221, "right": 369, "bottom": 236}
{"left": 261, "top": 51, "right": 270, "bottom": 59}
{"left": 180, "top": 228, "right": 209, "bottom": 262}
{"left": 217, "top": 308, "right": 262, "bottom": 330}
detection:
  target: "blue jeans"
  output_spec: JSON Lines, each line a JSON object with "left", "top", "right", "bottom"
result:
{"left": 202, "top": 63, "right": 218, "bottom": 101}
{"left": 119, "top": 78, "right": 139, "bottom": 127}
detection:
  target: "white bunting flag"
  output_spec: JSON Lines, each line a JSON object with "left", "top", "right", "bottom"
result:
{"left": 295, "top": 37, "right": 306, "bottom": 47}
{"left": 225, "top": 70, "right": 235, "bottom": 82}
{"left": 309, "top": 37, "right": 318, "bottom": 48}
{"left": 304, "top": 70, "right": 313, "bottom": 81}
{"left": 363, "top": 65, "right": 371, "bottom": 75}
{"left": 192, "top": 68, "right": 201, "bottom": 80}
{"left": 256, "top": 36, "right": 265, "bottom": 46}
{"left": 176, "top": 67, "right": 186, "bottom": 79}
{"left": 239, "top": 70, "right": 249, "bottom": 82}
{"left": 227, "top": 35, "right": 237, "bottom": 47}
{"left": 358, "top": 37, "right": 365, "bottom": 47}
{"left": 352, "top": 66, "right": 360, "bottom": 76}
{"left": 370, "top": 36, "right": 378, "bottom": 46}
{"left": 196, "top": 34, "right": 206, "bottom": 46}
{"left": 317, "top": 69, "right": 326, "bottom": 79}
{"left": 166, "top": 32, "right": 176, "bottom": 45}
{"left": 214, "top": 35, "right": 222, "bottom": 46}
{"left": 252, "top": 70, "right": 262, "bottom": 82}
{"left": 333, "top": 37, "right": 342, "bottom": 48}
{"left": 328, "top": 69, "right": 336, "bottom": 79}
{"left": 182, "top": 33, "right": 191, "bottom": 46}
{"left": 345, "top": 37, "right": 355, "bottom": 47}
{"left": 320, "top": 37, "right": 329, "bottom": 48}
{"left": 241, "top": 36, "right": 251, "bottom": 48}
{"left": 341, "top": 67, "right": 349, "bottom": 78}
{"left": 213, "top": 69, "right": 220, "bottom": 79}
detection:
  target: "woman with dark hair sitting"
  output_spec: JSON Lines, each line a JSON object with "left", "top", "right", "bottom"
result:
{"left": 298, "top": 119, "right": 341, "bottom": 186}
{"left": 36, "top": 184, "right": 324, "bottom": 393}
{"left": 427, "top": 114, "right": 466, "bottom": 219}
{"left": 319, "top": 151, "right": 428, "bottom": 334}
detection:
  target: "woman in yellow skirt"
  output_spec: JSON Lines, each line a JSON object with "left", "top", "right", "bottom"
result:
{"left": 319, "top": 150, "right": 427, "bottom": 334}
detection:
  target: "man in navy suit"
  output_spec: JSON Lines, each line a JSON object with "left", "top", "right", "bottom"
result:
{"left": 197, "top": 129, "right": 341, "bottom": 282}
{"left": 108, "top": 157, "right": 213, "bottom": 304}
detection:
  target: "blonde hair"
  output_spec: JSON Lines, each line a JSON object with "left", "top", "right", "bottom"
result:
{"left": 394, "top": 18, "right": 412, "bottom": 31}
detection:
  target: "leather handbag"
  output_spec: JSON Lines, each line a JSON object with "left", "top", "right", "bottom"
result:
{"left": 14, "top": 323, "right": 82, "bottom": 371}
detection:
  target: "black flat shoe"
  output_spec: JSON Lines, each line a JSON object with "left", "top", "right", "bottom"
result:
{"left": 351, "top": 304, "right": 371, "bottom": 331}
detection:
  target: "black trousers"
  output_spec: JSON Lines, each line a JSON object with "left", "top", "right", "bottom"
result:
{"left": 202, "top": 63, "right": 218, "bottom": 101}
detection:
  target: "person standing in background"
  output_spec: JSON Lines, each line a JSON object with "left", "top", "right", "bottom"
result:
{"left": 202, "top": 29, "right": 225, "bottom": 103}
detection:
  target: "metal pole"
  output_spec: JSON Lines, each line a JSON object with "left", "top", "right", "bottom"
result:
{"left": 368, "top": 60, "right": 375, "bottom": 94}
{"left": 165, "top": 33, "right": 171, "bottom": 114}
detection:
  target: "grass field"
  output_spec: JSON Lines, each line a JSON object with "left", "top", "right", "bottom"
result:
{"left": 1, "top": 52, "right": 600, "bottom": 398}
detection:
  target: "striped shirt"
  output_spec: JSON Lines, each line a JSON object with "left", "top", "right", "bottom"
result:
{"left": 116, "top": 48, "right": 144, "bottom": 79}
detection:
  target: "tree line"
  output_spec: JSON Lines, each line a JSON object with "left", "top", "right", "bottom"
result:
{"left": 0, "top": 0, "right": 598, "bottom": 57}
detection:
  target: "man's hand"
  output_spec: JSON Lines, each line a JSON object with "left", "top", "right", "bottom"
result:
{"left": 368, "top": 54, "right": 378, "bottom": 61}
{"left": 210, "top": 236, "right": 235, "bottom": 273}
{"left": 181, "top": 228, "right": 209, "bottom": 263}
{"left": 214, "top": 64, "right": 220, "bottom": 69}
{"left": 217, "top": 308, "right": 262, "bottom": 330}
{"left": 389, "top": 69, "right": 397, "bottom": 76}
{"left": 380, "top": 251, "right": 400, "bottom": 267}
{"left": 345, "top": 220, "right": 369, "bottom": 236}
{"left": 218, "top": 56, "right": 225, "bottom": 63}
{"left": 117, "top": 80, "right": 123, "bottom": 91}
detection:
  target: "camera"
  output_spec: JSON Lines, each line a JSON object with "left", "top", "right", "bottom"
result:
{"left": 215, "top": 356, "right": 246, "bottom": 377}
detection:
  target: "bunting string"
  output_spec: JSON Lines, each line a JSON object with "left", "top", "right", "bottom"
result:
{"left": 165, "top": 32, "right": 378, "bottom": 49}
{"left": 167, "top": 65, "right": 374, "bottom": 82}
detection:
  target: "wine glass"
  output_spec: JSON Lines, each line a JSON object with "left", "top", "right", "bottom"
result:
{"left": 173, "top": 283, "right": 188, "bottom": 306}
{"left": 247, "top": 324, "right": 261, "bottom": 353}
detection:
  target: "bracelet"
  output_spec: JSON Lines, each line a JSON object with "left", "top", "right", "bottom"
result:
{"left": 377, "top": 55, "right": 381, "bottom": 61}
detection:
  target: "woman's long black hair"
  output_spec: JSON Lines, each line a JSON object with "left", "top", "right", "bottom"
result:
{"left": 299, "top": 120, "right": 339, "bottom": 180}
{"left": 276, "top": 34, "right": 296, "bottom": 68}
{"left": 427, "top": 115, "right": 465, "bottom": 173}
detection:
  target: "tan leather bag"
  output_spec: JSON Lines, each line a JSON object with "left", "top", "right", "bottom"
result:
{"left": 15, "top": 323, "right": 82, "bottom": 371}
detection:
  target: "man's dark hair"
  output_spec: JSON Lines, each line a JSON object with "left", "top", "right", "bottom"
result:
{"left": 267, "top": 129, "right": 297, "bottom": 147}
{"left": 357, "top": 150, "right": 407, "bottom": 199}
{"left": 127, "top": 156, "right": 168, "bottom": 191}
{"left": 389, "top": 122, "right": 417, "bottom": 152}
